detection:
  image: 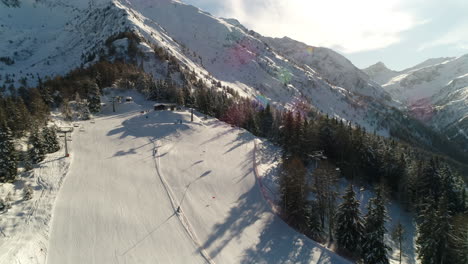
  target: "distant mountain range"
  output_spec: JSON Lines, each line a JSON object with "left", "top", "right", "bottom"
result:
{"left": 364, "top": 55, "right": 468, "bottom": 151}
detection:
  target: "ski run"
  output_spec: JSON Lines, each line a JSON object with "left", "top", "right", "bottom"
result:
{"left": 1, "top": 91, "right": 350, "bottom": 263}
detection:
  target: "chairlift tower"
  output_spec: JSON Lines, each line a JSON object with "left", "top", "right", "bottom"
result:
{"left": 58, "top": 127, "right": 74, "bottom": 157}
{"left": 110, "top": 96, "right": 118, "bottom": 112}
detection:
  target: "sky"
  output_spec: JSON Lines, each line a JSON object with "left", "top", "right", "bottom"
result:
{"left": 182, "top": 0, "right": 468, "bottom": 71}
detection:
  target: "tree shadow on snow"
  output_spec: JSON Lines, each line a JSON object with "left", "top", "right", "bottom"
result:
{"left": 223, "top": 131, "right": 254, "bottom": 154}
{"left": 202, "top": 161, "right": 348, "bottom": 263}
{"left": 202, "top": 184, "right": 268, "bottom": 259}
{"left": 199, "top": 127, "right": 238, "bottom": 146}
{"left": 112, "top": 148, "right": 137, "bottom": 157}
{"left": 238, "top": 214, "right": 347, "bottom": 264}
{"left": 106, "top": 113, "right": 192, "bottom": 142}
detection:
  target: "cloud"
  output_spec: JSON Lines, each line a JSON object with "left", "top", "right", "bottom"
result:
{"left": 195, "top": 0, "right": 422, "bottom": 53}
{"left": 418, "top": 21, "right": 468, "bottom": 51}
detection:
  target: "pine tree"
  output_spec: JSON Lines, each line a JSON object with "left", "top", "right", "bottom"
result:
{"left": 391, "top": 221, "right": 405, "bottom": 264}
{"left": 42, "top": 126, "right": 60, "bottom": 153}
{"left": 0, "top": 197, "right": 5, "bottom": 211}
{"left": 448, "top": 213, "right": 468, "bottom": 264}
{"left": 23, "top": 185, "right": 33, "bottom": 200}
{"left": 416, "top": 195, "right": 452, "bottom": 264}
{"left": 335, "top": 184, "right": 364, "bottom": 256}
{"left": 175, "top": 87, "right": 185, "bottom": 106}
{"left": 304, "top": 201, "right": 324, "bottom": 241}
{"left": 28, "top": 127, "right": 46, "bottom": 164}
{"left": 279, "top": 156, "right": 308, "bottom": 231}
{"left": 22, "top": 151, "right": 33, "bottom": 171}
{"left": 4, "top": 192, "right": 12, "bottom": 211}
{"left": 28, "top": 88, "right": 50, "bottom": 123}
{"left": 38, "top": 77, "right": 54, "bottom": 107}
{"left": 87, "top": 81, "right": 101, "bottom": 113}
{"left": 312, "top": 160, "right": 338, "bottom": 242}
{"left": 259, "top": 104, "right": 274, "bottom": 138}
{"left": 361, "top": 187, "right": 390, "bottom": 264}
{"left": 0, "top": 124, "right": 18, "bottom": 182}
{"left": 437, "top": 164, "right": 465, "bottom": 214}
{"left": 61, "top": 99, "right": 73, "bottom": 121}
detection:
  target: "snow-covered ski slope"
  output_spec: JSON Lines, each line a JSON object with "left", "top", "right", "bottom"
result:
{"left": 47, "top": 93, "right": 349, "bottom": 264}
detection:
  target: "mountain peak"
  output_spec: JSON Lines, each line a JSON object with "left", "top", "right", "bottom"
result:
{"left": 363, "top": 62, "right": 399, "bottom": 85}
{"left": 365, "top": 61, "right": 391, "bottom": 72}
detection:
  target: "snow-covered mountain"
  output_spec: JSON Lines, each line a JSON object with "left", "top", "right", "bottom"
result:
{"left": 365, "top": 55, "right": 468, "bottom": 150}
{"left": 365, "top": 56, "right": 467, "bottom": 103}
{"left": 1, "top": 0, "right": 462, "bottom": 156}
{"left": 363, "top": 62, "right": 399, "bottom": 85}
{"left": 261, "top": 37, "right": 393, "bottom": 103}
{"left": 0, "top": 0, "right": 399, "bottom": 134}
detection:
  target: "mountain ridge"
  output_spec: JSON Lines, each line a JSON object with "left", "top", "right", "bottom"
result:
{"left": 365, "top": 54, "right": 468, "bottom": 151}
{"left": 1, "top": 0, "right": 466, "bottom": 159}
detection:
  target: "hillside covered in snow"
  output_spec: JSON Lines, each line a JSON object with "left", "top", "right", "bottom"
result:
{"left": 365, "top": 55, "right": 468, "bottom": 151}
{"left": 2, "top": 0, "right": 458, "bottom": 154}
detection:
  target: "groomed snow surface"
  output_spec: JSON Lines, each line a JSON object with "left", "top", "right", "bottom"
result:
{"left": 43, "top": 92, "right": 349, "bottom": 264}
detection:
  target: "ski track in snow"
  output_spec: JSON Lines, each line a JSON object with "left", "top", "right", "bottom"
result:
{"left": 123, "top": 121, "right": 214, "bottom": 263}
{"left": 151, "top": 138, "right": 214, "bottom": 264}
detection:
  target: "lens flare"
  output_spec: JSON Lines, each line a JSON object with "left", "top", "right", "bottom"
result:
{"left": 255, "top": 94, "right": 269, "bottom": 108}
{"left": 224, "top": 31, "right": 258, "bottom": 68}
{"left": 277, "top": 67, "right": 292, "bottom": 85}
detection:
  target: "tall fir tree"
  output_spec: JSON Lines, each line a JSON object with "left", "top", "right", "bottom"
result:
{"left": 28, "top": 127, "right": 46, "bottom": 164}
{"left": 0, "top": 124, "right": 18, "bottom": 182}
{"left": 335, "top": 184, "right": 364, "bottom": 256}
{"left": 416, "top": 195, "right": 452, "bottom": 264}
{"left": 259, "top": 104, "right": 273, "bottom": 138}
{"left": 312, "top": 160, "right": 338, "bottom": 242}
{"left": 28, "top": 88, "right": 50, "bottom": 123}
{"left": 391, "top": 221, "right": 405, "bottom": 264}
{"left": 42, "top": 126, "right": 60, "bottom": 153}
{"left": 87, "top": 81, "right": 101, "bottom": 113}
{"left": 361, "top": 187, "right": 390, "bottom": 264}
{"left": 448, "top": 213, "right": 468, "bottom": 264}
{"left": 279, "top": 156, "right": 308, "bottom": 231}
